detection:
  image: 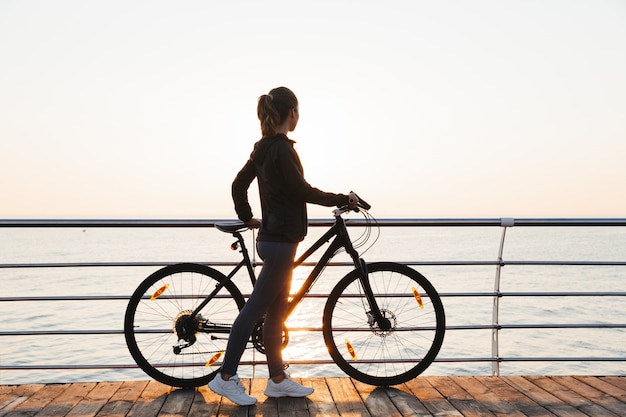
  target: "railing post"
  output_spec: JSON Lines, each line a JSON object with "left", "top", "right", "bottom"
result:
{"left": 492, "top": 217, "right": 514, "bottom": 376}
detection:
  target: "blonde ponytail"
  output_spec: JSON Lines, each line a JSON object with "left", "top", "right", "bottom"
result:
{"left": 257, "top": 87, "right": 298, "bottom": 137}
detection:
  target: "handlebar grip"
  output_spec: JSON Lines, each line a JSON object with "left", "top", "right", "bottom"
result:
{"left": 350, "top": 191, "right": 371, "bottom": 211}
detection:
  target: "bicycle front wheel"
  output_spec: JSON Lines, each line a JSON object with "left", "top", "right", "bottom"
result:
{"left": 323, "top": 262, "right": 445, "bottom": 386}
{"left": 124, "top": 263, "right": 245, "bottom": 388}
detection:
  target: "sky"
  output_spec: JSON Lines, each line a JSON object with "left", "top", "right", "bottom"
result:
{"left": 1, "top": 0, "right": 625, "bottom": 219}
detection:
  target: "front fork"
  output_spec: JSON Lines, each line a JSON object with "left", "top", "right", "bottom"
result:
{"left": 353, "top": 257, "right": 392, "bottom": 331}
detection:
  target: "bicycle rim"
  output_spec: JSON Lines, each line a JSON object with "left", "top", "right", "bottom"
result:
{"left": 124, "top": 263, "right": 244, "bottom": 388}
{"left": 323, "top": 262, "right": 445, "bottom": 386}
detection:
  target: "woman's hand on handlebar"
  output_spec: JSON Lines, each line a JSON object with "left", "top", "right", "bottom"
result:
{"left": 348, "top": 192, "right": 359, "bottom": 210}
{"left": 334, "top": 192, "right": 370, "bottom": 216}
{"left": 348, "top": 191, "right": 372, "bottom": 211}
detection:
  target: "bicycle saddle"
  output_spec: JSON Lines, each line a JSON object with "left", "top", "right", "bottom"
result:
{"left": 215, "top": 222, "right": 249, "bottom": 233}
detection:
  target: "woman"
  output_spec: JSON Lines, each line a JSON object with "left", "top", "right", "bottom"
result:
{"left": 208, "top": 87, "right": 358, "bottom": 406}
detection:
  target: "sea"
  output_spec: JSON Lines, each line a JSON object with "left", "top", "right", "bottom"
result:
{"left": 1, "top": 221, "right": 625, "bottom": 385}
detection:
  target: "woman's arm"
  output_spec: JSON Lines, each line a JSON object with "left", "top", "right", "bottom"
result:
{"left": 231, "top": 158, "right": 257, "bottom": 222}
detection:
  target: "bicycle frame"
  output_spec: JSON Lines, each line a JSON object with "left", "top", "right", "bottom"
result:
{"left": 193, "top": 211, "right": 388, "bottom": 331}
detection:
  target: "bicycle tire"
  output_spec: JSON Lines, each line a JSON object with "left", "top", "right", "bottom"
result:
{"left": 323, "top": 262, "right": 445, "bottom": 386}
{"left": 124, "top": 263, "right": 245, "bottom": 388}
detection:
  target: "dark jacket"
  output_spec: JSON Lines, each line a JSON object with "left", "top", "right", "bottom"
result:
{"left": 232, "top": 134, "right": 349, "bottom": 242}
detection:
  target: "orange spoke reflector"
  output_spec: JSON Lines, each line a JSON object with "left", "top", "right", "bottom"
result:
{"left": 345, "top": 339, "right": 358, "bottom": 361}
{"left": 206, "top": 351, "right": 223, "bottom": 367}
{"left": 150, "top": 283, "right": 169, "bottom": 300}
{"left": 412, "top": 287, "right": 424, "bottom": 309}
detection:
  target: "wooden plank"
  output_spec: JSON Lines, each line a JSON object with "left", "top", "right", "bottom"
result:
{"left": 275, "top": 391, "right": 309, "bottom": 417}
{"left": 403, "top": 377, "right": 462, "bottom": 416}
{"left": 504, "top": 376, "right": 588, "bottom": 417}
{"left": 477, "top": 376, "right": 556, "bottom": 417}
{"left": 250, "top": 376, "right": 278, "bottom": 417}
{"left": 2, "top": 384, "right": 70, "bottom": 417}
{"left": 188, "top": 386, "right": 222, "bottom": 417}
{"left": 0, "top": 383, "right": 45, "bottom": 414}
{"left": 599, "top": 377, "right": 626, "bottom": 394}
{"left": 301, "top": 377, "right": 340, "bottom": 417}
{"left": 325, "top": 377, "right": 371, "bottom": 417}
{"left": 126, "top": 380, "right": 171, "bottom": 417}
{"left": 554, "top": 376, "right": 626, "bottom": 417}
{"left": 96, "top": 380, "right": 149, "bottom": 417}
{"left": 35, "top": 382, "right": 97, "bottom": 417}
{"left": 577, "top": 376, "right": 626, "bottom": 402}
{"left": 382, "top": 383, "right": 432, "bottom": 417}
{"left": 428, "top": 376, "right": 497, "bottom": 417}
{"left": 66, "top": 381, "right": 122, "bottom": 417}
{"left": 351, "top": 380, "right": 402, "bottom": 417}
{"left": 157, "top": 388, "right": 195, "bottom": 417}
{"left": 527, "top": 376, "right": 618, "bottom": 417}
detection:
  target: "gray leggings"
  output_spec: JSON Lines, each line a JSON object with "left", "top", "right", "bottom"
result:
{"left": 220, "top": 240, "right": 297, "bottom": 378}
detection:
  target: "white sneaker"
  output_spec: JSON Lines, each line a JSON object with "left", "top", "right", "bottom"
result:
{"left": 264, "top": 375, "right": 314, "bottom": 398}
{"left": 208, "top": 373, "right": 257, "bottom": 406}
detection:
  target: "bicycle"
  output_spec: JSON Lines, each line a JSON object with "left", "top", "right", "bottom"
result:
{"left": 124, "top": 196, "right": 445, "bottom": 388}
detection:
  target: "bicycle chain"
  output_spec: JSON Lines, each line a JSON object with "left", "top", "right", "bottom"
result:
{"left": 174, "top": 320, "right": 254, "bottom": 356}
{"left": 174, "top": 345, "right": 255, "bottom": 356}
{"left": 172, "top": 322, "right": 289, "bottom": 371}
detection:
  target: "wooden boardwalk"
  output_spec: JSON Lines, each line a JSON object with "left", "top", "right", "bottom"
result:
{"left": 1, "top": 376, "right": 626, "bottom": 417}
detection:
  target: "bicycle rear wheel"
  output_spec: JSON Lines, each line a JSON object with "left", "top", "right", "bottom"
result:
{"left": 124, "top": 263, "right": 245, "bottom": 388}
{"left": 323, "top": 262, "right": 445, "bottom": 386}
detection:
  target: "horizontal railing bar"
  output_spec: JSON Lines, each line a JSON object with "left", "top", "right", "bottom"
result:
{"left": 0, "top": 364, "right": 140, "bottom": 370}
{"left": 1, "top": 330, "right": 124, "bottom": 336}
{"left": 500, "top": 292, "right": 626, "bottom": 297}
{"left": 0, "top": 261, "right": 248, "bottom": 269}
{"left": 0, "top": 261, "right": 350, "bottom": 269}
{"left": 503, "top": 261, "right": 626, "bottom": 266}
{"left": 369, "top": 218, "right": 626, "bottom": 227}
{"left": 4, "top": 322, "right": 626, "bottom": 337}
{"left": 3, "top": 260, "right": 626, "bottom": 269}
{"left": 495, "top": 357, "right": 626, "bottom": 362}
{"left": 405, "top": 261, "right": 626, "bottom": 266}
{"left": 0, "top": 219, "right": 226, "bottom": 228}
{"left": 433, "top": 357, "right": 626, "bottom": 363}
{"left": 499, "top": 323, "right": 626, "bottom": 329}
{"left": 3, "top": 291, "right": 626, "bottom": 303}
{"left": 440, "top": 292, "right": 626, "bottom": 297}
{"left": 2, "top": 218, "right": 626, "bottom": 228}
{"left": 3, "top": 291, "right": 626, "bottom": 304}
{"left": 4, "top": 290, "right": 626, "bottom": 303}
{"left": 449, "top": 323, "right": 626, "bottom": 330}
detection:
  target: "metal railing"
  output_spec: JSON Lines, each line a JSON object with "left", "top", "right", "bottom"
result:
{"left": 1, "top": 218, "right": 625, "bottom": 381}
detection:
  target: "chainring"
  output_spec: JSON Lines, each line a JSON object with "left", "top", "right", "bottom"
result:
{"left": 251, "top": 317, "right": 290, "bottom": 354}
